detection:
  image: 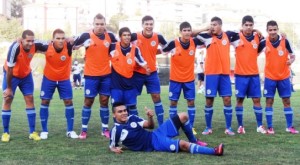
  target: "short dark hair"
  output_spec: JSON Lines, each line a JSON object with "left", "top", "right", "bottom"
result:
{"left": 242, "top": 15, "right": 254, "bottom": 25}
{"left": 211, "top": 16, "right": 222, "bottom": 25}
{"left": 266, "top": 20, "right": 278, "bottom": 29}
{"left": 52, "top": 28, "right": 65, "bottom": 38}
{"left": 142, "top": 15, "right": 154, "bottom": 24}
{"left": 179, "top": 21, "right": 192, "bottom": 31}
{"left": 94, "top": 13, "right": 106, "bottom": 21}
{"left": 112, "top": 102, "right": 126, "bottom": 113}
{"left": 118, "top": 27, "right": 131, "bottom": 37}
{"left": 22, "top": 30, "right": 34, "bottom": 39}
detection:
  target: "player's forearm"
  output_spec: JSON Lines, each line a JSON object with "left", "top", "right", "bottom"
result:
{"left": 6, "top": 67, "right": 13, "bottom": 89}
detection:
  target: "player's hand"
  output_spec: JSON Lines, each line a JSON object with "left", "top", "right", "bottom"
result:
{"left": 110, "top": 147, "right": 123, "bottom": 154}
{"left": 145, "top": 107, "right": 154, "bottom": 118}
{"left": 287, "top": 59, "right": 292, "bottom": 65}
{"left": 3, "top": 88, "right": 13, "bottom": 101}
{"left": 145, "top": 67, "right": 151, "bottom": 75}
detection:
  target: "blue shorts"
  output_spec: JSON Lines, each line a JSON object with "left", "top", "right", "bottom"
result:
{"left": 197, "top": 73, "right": 205, "bottom": 81}
{"left": 73, "top": 74, "right": 81, "bottom": 83}
{"left": 84, "top": 75, "right": 111, "bottom": 98}
{"left": 263, "top": 77, "right": 291, "bottom": 98}
{"left": 205, "top": 74, "right": 232, "bottom": 97}
{"left": 169, "top": 80, "right": 195, "bottom": 101}
{"left": 2, "top": 71, "right": 33, "bottom": 96}
{"left": 133, "top": 71, "right": 161, "bottom": 95}
{"left": 111, "top": 88, "right": 137, "bottom": 106}
{"left": 40, "top": 76, "right": 73, "bottom": 100}
{"left": 152, "top": 118, "right": 180, "bottom": 152}
{"left": 235, "top": 75, "right": 261, "bottom": 98}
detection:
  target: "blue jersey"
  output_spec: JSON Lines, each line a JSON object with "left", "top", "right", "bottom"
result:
{"left": 131, "top": 32, "right": 167, "bottom": 46}
{"left": 110, "top": 115, "right": 153, "bottom": 151}
{"left": 196, "top": 31, "right": 239, "bottom": 49}
{"left": 162, "top": 37, "right": 204, "bottom": 52}
{"left": 260, "top": 36, "right": 294, "bottom": 53}
{"left": 109, "top": 44, "right": 146, "bottom": 89}
{"left": 73, "top": 31, "right": 118, "bottom": 48}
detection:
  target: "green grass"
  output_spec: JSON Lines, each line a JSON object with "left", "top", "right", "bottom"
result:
{"left": 0, "top": 86, "right": 300, "bottom": 165}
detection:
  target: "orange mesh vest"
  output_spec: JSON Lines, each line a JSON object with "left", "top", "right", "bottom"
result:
{"left": 205, "top": 32, "right": 230, "bottom": 75}
{"left": 134, "top": 32, "right": 159, "bottom": 74}
{"left": 235, "top": 33, "right": 260, "bottom": 75}
{"left": 111, "top": 43, "right": 136, "bottom": 78}
{"left": 265, "top": 37, "right": 290, "bottom": 80}
{"left": 170, "top": 38, "right": 196, "bottom": 82}
{"left": 84, "top": 31, "right": 111, "bottom": 76}
{"left": 4, "top": 44, "right": 36, "bottom": 78}
{"left": 44, "top": 42, "right": 71, "bottom": 81}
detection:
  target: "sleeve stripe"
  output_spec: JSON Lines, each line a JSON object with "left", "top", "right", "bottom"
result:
{"left": 7, "top": 42, "right": 20, "bottom": 67}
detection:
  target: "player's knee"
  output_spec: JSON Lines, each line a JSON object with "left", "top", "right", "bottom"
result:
{"left": 41, "top": 99, "right": 50, "bottom": 105}
{"left": 187, "top": 100, "right": 194, "bottom": 106}
{"left": 178, "top": 112, "right": 188, "bottom": 123}
{"left": 64, "top": 99, "right": 73, "bottom": 106}
{"left": 84, "top": 98, "right": 94, "bottom": 107}
{"left": 151, "top": 94, "right": 161, "bottom": 102}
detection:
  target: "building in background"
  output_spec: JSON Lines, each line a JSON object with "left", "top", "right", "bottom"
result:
{"left": 0, "top": 0, "right": 11, "bottom": 18}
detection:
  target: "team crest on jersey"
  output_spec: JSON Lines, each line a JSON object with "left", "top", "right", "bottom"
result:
{"left": 104, "top": 41, "right": 110, "bottom": 48}
{"left": 189, "top": 50, "right": 194, "bottom": 56}
{"left": 169, "top": 92, "right": 173, "bottom": 97}
{"left": 127, "top": 59, "right": 132, "bottom": 64}
{"left": 222, "top": 39, "right": 227, "bottom": 45}
{"left": 278, "top": 50, "right": 284, "bottom": 56}
{"left": 85, "top": 89, "right": 91, "bottom": 95}
{"left": 40, "top": 91, "right": 45, "bottom": 97}
{"left": 151, "top": 41, "right": 156, "bottom": 47}
{"left": 130, "top": 122, "right": 137, "bottom": 128}
{"left": 252, "top": 43, "right": 258, "bottom": 49}
{"left": 169, "top": 144, "right": 176, "bottom": 151}
{"left": 28, "top": 54, "right": 33, "bottom": 58}
{"left": 206, "top": 89, "right": 211, "bottom": 95}
{"left": 60, "top": 55, "right": 66, "bottom": 61}
{"left": 264, "top": 89, "right": 267, "bottom": 95}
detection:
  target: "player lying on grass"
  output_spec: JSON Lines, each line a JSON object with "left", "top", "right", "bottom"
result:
{"left": 109, "top": 102, "right": 224, "bottom": 156}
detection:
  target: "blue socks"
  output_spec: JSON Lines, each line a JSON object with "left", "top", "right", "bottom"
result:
{"left": 81, "top": 106, "right": 91, "bottom": 132}
{"left": 169, "top": 106, "right": 177, "bottom": 118}
{"left": 204, "top": 106, "right": 213, "bottom": 129}
{"left": 2, "top": 110, "right": 11, "bottom": 133}
{"left": 265, "top": 107, "right": 273, "bottom": 128}
{"left": 154, "top": 101, "right": 164, "bottom": 125}
{"left": 127, "top": 105, "right": 138, "bottom": 116}
{"left": 182, "top": 120, "right": 196, "bottom": 142}
{"left": 235, "top": 106, "right": 243, "bottom": 126}
{"left": 65, "top": 105, "right": 75, "bottom": 132}
{"left": 284, "top": 107, "right": 293, "bottom": 128}
{"left": 189, "top": 143, "right": 215, "bottom": 155}
{"left": 223, "top": 106, "right": 233, "bottom": 129}
{"left": 40, "top": 104, "right": 49, "bottom": 132}
{"left": 187, "top": 106, "right": 196, "bottom": 127}
{"left": 26, "top": 108, "right": 36, "bottom": 133}
{"left": 100, "top": 106, "right": 109, "bottom": 129}
{"left": 253, "top": 106, "right": 263, "bottom": 127}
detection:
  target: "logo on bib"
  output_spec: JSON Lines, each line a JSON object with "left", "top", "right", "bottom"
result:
{"left": 151, "top": 41, "right": 156, "bottom": 47}
{"left": 222, "top": 39, "right": 227, "bottom": 45}
{"left": 127, "top": 58, "right": 132, "bottom": 64}
{"left": 104, "top": 41, "right": 110, "bottom": 48}
{"left": 278, "top": 50, "right": 284, "bottom": 56}
{"left": 130, "top": 122, "right": 137, "bottom": 128}
{"left": 189, "top": 50, "right": 194, "bottom": 55}
{"left": 60, "top": 55, "right": 66, "bottom": 61}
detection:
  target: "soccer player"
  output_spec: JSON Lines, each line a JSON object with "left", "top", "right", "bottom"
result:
{"left": 261, "top": 20, "right": 298, "bottom": 134}
{"left": 131, "top": 15, "right": 168, "bottom": 125}
{"left": 73, "top": 13, "right": 117, "bottom": 139}
{"left": 72, "top": 60, "right": 83, "bottom": 89}
{"left": 1, "top": 30, "right": 47, "bottom": 142}
{"left": 196, "top": 50, "right": 205, "bottom": 94}
{"left": 109, "top": 102, "right": 224, "bottom": 156}
{"left": 162, "top": 22, "right": 205, "bottom": 135}
{"left": 110, "top": 27, "right": 150, "bottom": 114}
{"left": 39, "top": 29, "right": 79, "bottom": 139}
{"left": 233, "top": 15, "right": 266, "bottom": 134}
{"left": 195, "top": 17, "right": 239, "bottom": 135}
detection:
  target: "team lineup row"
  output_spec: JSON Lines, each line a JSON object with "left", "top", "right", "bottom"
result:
{"left": 1, "top": 13, "right": 297, "bottom": 156}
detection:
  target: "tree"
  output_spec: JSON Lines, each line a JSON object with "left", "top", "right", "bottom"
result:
{"left": 0, "top": 16, "right": 23, "bottom": 42}
{"left": 108, "top": 13, "right": 128, "bottom": 33}
{"left": 11, "top": 0, "right": 28, "bottom": 18}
